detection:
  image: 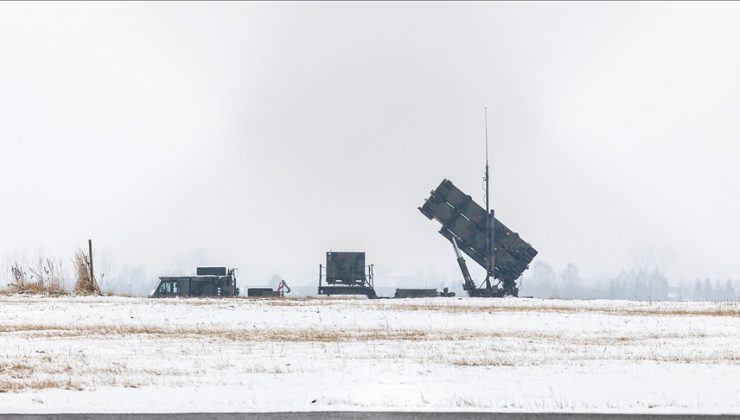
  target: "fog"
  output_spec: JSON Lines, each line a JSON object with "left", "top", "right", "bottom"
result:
{"left": 1, "top": 2, "right": 739, "bottom": 295}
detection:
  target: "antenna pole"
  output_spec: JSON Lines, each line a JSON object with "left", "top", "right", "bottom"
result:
{"left": 484, "top": 107, "right": 493, "bottom": 293}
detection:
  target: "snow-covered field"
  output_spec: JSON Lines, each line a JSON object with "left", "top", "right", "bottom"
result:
{"left": 0, "top": 295, "right": 738, "bottom": 414}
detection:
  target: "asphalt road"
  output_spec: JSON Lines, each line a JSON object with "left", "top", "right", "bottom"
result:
{"left": 1, "top": 413, "right": 737, "bottom": 420}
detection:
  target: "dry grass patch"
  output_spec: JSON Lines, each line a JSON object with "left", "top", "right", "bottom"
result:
{"left": 0, "top": 323, "right": 471, "bottom": 343}
{"left": 6, "top": 278, "right": 66, "bottom": 296}
{"left": 389, "top": 301, "right": 740, "bottom": 318}
{"left": 7, "top": 260, "right": 67, "bottom": 296}
{"left": 0, "top": 379, "right": 81, "bottom": 393}
{"left": 0, "top": 323, "right": 726, "bottom": 346}
{"left": 0, "top": 362, "right": 34, "bottom": 376}
{"left": 73, "top": 250, "right": 100, "bottom": 295}
{"left": 146, "top": 296, "right": 373, "bottom": 308}
{"left": 259, "top": 296, "right": 362, "bottom": 306}
{"left": 449, "top": 357, "right": 518, "bottom": 367}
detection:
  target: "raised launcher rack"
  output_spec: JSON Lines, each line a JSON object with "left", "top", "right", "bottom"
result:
{"left": 419, "top": 179, "right": 538, "bottom": 297}
{"left": 318, "top": 251, "right": 377, "bottom": 299}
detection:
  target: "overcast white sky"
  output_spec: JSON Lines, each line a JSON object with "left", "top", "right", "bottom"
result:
{"left": 1, "top": 2, "right": 739, "bottom": 290}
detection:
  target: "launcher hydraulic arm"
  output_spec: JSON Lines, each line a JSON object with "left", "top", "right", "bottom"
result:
{"left": 451, "top": 236, "right": 476, "bottom": 292}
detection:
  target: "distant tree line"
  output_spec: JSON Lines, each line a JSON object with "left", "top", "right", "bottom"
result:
{"left": 521, "top": 261, "right": 738, "bottom": 301}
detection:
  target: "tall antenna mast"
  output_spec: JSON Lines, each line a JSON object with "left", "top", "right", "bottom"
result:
{"left": 484, "top": 107, "right": 494, "bottom": 292}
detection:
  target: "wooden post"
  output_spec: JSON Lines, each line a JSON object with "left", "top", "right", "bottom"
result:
{"left": 88, "top": 239, "right": 94, "bottom": 283}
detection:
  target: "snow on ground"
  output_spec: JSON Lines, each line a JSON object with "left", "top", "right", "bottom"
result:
{"left": 0, "top": 295, "right": 738, "bottom": 413}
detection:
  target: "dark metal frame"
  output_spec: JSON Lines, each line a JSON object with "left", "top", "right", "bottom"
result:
{"left": 318, "top": 262, "right": 377, "bottom": 299}
{"left": 150, "top": 267, "right": 239, "bottom": 298}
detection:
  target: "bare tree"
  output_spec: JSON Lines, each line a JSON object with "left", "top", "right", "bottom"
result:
{"left": 523, "top": 261, "right": 558, "bottom": 298}
{"left": 560, "top": 263, "right": 582, "bottom": 299}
